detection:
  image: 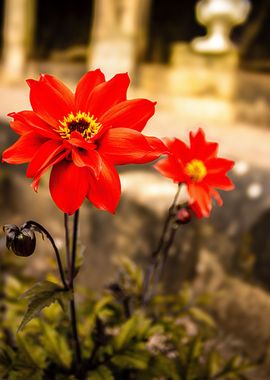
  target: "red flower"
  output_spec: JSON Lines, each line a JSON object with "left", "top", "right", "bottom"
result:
{"left": 2, "top": 69, "right": 165, "bottom": 214}
{"left": 154, "top": 128, "right": 234, "bottom": 218}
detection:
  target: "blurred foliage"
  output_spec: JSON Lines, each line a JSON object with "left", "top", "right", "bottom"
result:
{"left": 236, "top": 233, "right": 256, "bottom": 281}
{"left": 0, "top": 254, "right": 252, "bottom": 380}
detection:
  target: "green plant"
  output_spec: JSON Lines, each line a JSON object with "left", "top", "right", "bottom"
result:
{"left": 0, "top": 255, "right": 252, "bottom": 380}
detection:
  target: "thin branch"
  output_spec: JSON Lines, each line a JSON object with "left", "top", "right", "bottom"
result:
{"left": 64, "top": 213, "right": 71, "bottom": 284}
{"left": 149, "top": 224, "right": 179, "bottom": 300}
{"left": 69, "top": 210, "right": 82, "bottom": 372}
{"left": 25, "top": 220, "right": 68, "bottom": 290}
{"left": 142, "top": 184, "right": 181, "bottom": 305}
{"left": 71, "top": 210, "right": 80, "bottom": 283}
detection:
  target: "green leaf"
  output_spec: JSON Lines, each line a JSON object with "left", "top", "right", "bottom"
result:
{"left": 148, "top": 355, "right": 180, "bottom": 380}
{"left": 5, "top": 276, "right": 24, "bottom": 299}
{"left": 207, "top": 350, "right": 222, "bottom": 377}
{"left": 18, "top": 281, "right": 72, "bottom": 331}
{"left": 178, "top": 284, "right": 192, "bottom": 307}
{"left": 113, "top": 315, "right": 138, "bottom": 350}
{"left": 9, "top": 367, "right": 43, "bottom": 380}
{"left": 0, "top": 346, "right": 15, "bottom": 378}
{"left": 16, "top": 335, "right": 46, "bottom": 369}
{"left": 147, "top": 323, "right": 164, "bottom": 337}
{"left": 135, "top": 314, "right": 152, "bottom": 340}
{"left": 216, "top": 355, "right": 252, "bottom": 379}
{"left": 189, "top": 307, "right": 216, "bottom": 328}
{"left": 189, "top": 336, "right": 203, "bottom": 360}
{"left": 118, "top": 256, "right": 144, "bottom": 291}
{"left": 40, "top": 321, "right": 72, "bottom": 368}
{"left": 56, "top": 375, "right": 78, "bottom": 380}
{"left": 112, "top": 350, "right": 149, "bottom": 370}
{"left": 87, "top": 365, "right": 114, "bottom": 380}
{"left": 7, "top": 336, "right": 44, "bottom": 380}
{"left": 94, "top": 295, "right": 114, "bottom": 313}
{"left": 184, "top": 337, "right": 203, "bottom": 380}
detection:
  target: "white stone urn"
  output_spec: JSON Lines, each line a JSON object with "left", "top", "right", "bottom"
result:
{"left": 191, "top": 0, "right": 251, "bottom": 54}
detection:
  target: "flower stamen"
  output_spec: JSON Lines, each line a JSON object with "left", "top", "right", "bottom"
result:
{"left": 185, "top": 159, "right": 207, "bottom": 182}
{"left": 56, "top": 111, "right": 102, "bottom": 141}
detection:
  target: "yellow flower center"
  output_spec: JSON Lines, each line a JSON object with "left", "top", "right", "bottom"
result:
{"left": 185, "top": 159, "right": 207, "bottom": 182}
{"left": 56, "top": 111, "right": 102, "bottom": 141}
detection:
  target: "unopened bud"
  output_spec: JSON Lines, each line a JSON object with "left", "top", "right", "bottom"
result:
{"left": 3, "top": 224, "right": 36, "bottom": 257}
{"left": 176, "top": 207, "right": 192, "bottom": 225}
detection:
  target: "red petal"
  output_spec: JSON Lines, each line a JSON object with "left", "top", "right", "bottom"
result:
{"left": 146, "top": 136, "right": 167, "bottom": 152}
{"left": 86, "top": 73, "right": 130, "bottom": 118}
{"left": 189, "top": 129, "right": 218, "bottom": 160}
{"left": 188, "top": 183, "right": 212, "bottom": 217}
{"left": 31, "top": 150, "right": 67, "bottom": 192}
{"left": 190, "top": 201, "right": 205, "bottom": 219}
{"left": 87, "top": 158, "right": 121, "bottom": 213}
{"left": 206, "top": 157, "right": 234, "bottom": 174}
{"left": 72, "top": 148, "right": 102, "bottom": 177}
{"left": 26, "top": 139, "right": 64, "bottom": 178}
{"left": 204, "top": 142, "right": 218, "bottom": 160}
{"left": 41, "top": 74, "right": 74, "bottom": 106}
{"left": 9, "top": 111, "right": 58, "bottom": 139}
{"left": 205, "top": 173, "right": 234, "bottom": 190}
{"left": 165, "top": 138, "right": 191, "bottom": 164}
{"left": 68, "top": 131, "right": 96, "bottom": 150}
{"left": 50, "top": 160, "right": 89, "bottom": 214}
{"left": 100, "top": 99, "right": 156, "bottom": 132}
{"left": 2, "top": 133, "right": 47, "bottom": 164}
{"left": 75, "top": 69, "right": 105, "bottom": 111}
{"left": 9, "top": 120, "right": 32, "bottom": 135}
{"left": 190, "top": 187, "right": 224, "bottom": 218}
{"left": 98, "top": 128, "right": 158, "bottom": 165}
{"left": 154, "top": 156, "right": 185, "bottom": 182}
{"left": 137, "top": 136, "right": 167, "bottom": 163}
{"left": 210, "top": 188, "right": 223, "bottom": 206}
{"left": 27, "top": 75, "right": 75, "bottom": 127}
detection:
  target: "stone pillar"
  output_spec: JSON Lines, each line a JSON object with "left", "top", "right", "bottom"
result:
{"left": 88, "top": 0, "right": 151, "bottom": 80}
{"left": 1, "top": 0, "right": 35, "bottom": 83}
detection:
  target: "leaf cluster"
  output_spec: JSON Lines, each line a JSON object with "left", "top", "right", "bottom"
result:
{"left": 0, "top": 257, "right": 252, "bottom": 380}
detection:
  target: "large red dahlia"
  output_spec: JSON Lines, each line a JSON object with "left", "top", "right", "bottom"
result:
{"left": 154, "top": 128, "right": 235, "bottom": 218}
{"left": 2, "top": 69, "right": 165, "bottom": 214}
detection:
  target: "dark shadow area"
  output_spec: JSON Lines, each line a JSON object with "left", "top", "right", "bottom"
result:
{"left": 145, "top": 0, "right": 204, "bottom": 63}
{"left": 33, "top": 0, "right": 93, "bottom": 60}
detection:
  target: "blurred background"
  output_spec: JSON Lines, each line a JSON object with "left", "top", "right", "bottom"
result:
{"left": 1, "top": 0, "right": 270, "bottom": 377}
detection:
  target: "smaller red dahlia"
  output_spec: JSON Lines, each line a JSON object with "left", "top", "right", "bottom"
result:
{"left": 154, "top": 128, "right": 235, "bottom": 218}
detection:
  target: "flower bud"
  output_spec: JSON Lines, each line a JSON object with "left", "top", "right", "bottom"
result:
{"left": 3, "top": 224, "right": 36, "bottom": 257}
{"left": 175, "top": 207, "right": 192, "bottom": 225}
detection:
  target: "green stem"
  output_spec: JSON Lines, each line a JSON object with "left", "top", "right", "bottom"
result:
{"left": 149, "top": 224, "right": 179, "bottom": 300}
{"left": 64, "top": 214, "right": 71, "bottom": 284}
{"left": 71, "top": 210, "right": 80, "bottom": 282}
{"left": 25, "top": 220, "right": 68, "bottom": 290}
{"left": 142, "top": 184, "right": 181, "bottom": 304}
{"left": 68, "top": 210, "right": 82, "bottom": 372}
